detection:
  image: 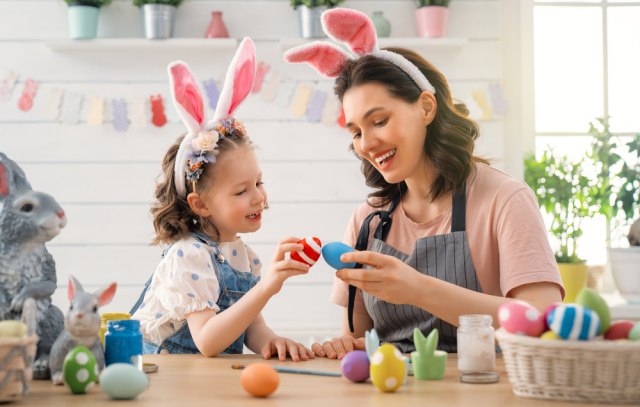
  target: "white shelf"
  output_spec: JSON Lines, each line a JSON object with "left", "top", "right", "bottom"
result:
{"left": 45, "top": 38, "right": 238, "bottom": 52}
{"left": 279, "top": 37, "right": 468, "bottom": 51}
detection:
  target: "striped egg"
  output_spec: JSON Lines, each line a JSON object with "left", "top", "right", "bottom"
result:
{"left": 548, "top": 304, "right": 601, "bottom": 340}
{"left": 290, "top": 237, "right": 322, "bottom": 267}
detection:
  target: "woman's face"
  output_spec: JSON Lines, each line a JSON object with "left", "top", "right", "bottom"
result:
{"left": 343, "top": 82, "right": 433, "bottom": 184}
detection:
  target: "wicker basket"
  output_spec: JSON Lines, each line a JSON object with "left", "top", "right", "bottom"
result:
{"left": 0, "top": 335, "right": 37, "bottom": 402}
{"left": 496, "top": 328, "right": 640, "bottom": 404}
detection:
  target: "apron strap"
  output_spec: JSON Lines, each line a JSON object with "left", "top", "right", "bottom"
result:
{"left": 348, "top": 197, "right": 400, "bottom": 332}
{"left": 347, "top": 184, "right": 466, "bottom": 333}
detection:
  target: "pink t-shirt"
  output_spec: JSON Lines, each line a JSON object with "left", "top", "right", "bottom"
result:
{"left": 330, "top": 163, "right": 564, "bottom": 313}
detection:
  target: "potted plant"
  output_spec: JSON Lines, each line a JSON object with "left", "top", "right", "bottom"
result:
{"left": 525, "top": 151, "right": 596, "bottom": 302}
{"left": 64, "top": 0, "right": 112, "bottom": 40}
{"left": 414, "top": 0, "right": 451, "bottom": 38}
{"left": 290, "top": 0, "right": 345, "bottom": 39}
{"left": 586, "top": 117, "right": 640, "bottom": 301}
{"left": 133, "top": 0, "right": 185, "bottom": 39}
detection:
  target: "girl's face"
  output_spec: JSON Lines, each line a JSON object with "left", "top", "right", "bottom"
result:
{"left": 343, "top": 82, "right": 434, "bottom": 184}
{"left": 196, "top": 146, "right": 267, "bottom": 242}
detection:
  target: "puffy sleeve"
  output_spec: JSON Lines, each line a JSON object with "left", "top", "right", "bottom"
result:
{"left": 155, "top": 241, "right": 221, "bottom": 318}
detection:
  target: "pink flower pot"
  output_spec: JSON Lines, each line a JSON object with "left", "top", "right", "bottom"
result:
{"left": 415, "top": 6, "right": 449, "bottom": 38}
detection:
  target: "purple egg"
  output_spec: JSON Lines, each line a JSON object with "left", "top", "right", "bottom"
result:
{"left": 340, "top": 350, "right": 370, "bottom": 382}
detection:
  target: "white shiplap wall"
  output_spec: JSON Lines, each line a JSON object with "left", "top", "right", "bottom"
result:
{"left": 0, "top": 0, "right": 505, "bottom": 345}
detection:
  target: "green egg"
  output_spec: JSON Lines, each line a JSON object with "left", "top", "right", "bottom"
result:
{"left": 629, "top": 323, "right": 640, "bottom": 341}
{"left": 576, "top": 288, "right": 611, "bottom": 335}
{"left": 99, "top": 363, "right": 148, "bottom": 400}
{"left": 63, "top": 346, "right": 98, "bottom": 394}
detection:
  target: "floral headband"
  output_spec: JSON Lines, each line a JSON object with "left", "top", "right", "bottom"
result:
{"left": 283, "top": 8, "right": 435, "bottom": 94}
{"left": 168, "top": 38, "right": 257, "bottom": 197}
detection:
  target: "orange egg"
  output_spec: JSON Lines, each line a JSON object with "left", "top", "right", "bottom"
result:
{"left": 240, "top": 363, "right": 279, "bottom": 397}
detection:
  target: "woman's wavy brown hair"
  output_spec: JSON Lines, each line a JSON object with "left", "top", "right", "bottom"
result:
{"left": 334, "top": 48, "right": 488, "bottom": 207}
{"left": 151, "top": 134, "right": 252, "bottom": 245}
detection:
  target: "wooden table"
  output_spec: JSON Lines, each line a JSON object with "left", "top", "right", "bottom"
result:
{"left": 21, "top": 354, "right": 599, "bottom": 406}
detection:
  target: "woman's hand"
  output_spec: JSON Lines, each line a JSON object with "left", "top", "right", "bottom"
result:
{"left": 311, "top": 335, "right": 366, "bottom": 360}
{"left": 337, "top": 250, "right": 423, "bottom": 305}
{"left": 259, "top": 237, "right": 310, "bottom": 297}
{"left": 260, "top": 336, "right": 315, "bottom": 362}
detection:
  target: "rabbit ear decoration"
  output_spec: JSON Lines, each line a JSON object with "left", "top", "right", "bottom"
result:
{"left": 210, "top": 37, "right": 257, "bottom": 125}
{"left": 284, "top": 41, "right": 353, "bottom": 78}
{"left": 96, "top": 282, "right": 117, "bottom": 307}
{"left": 168, "top": 62, "right": 205, "bottom": 135}
{"left": 67, "top": 275, "right": 84, "bottom": 301}
{"left": 321, "top": 8, "right": 378, "bottom": 56}
{"left": 284, "top": 8, "right": 436, "bottom": 94}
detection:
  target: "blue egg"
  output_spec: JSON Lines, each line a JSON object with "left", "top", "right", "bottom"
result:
{"left": 321, "top": 242, "right": 356, "bottom": 269}
{"left": 548, "top": 303, "right": 601, "bottom": 340}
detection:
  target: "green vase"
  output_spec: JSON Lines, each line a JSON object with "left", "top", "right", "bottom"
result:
{"left": 372, "top": 11, "right": 391, "bottom": 38}
{"left": 67, "top": 5, "right": 100, "bottom": 39}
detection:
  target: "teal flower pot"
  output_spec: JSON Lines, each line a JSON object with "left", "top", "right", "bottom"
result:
{"left": 67, "top": 5, "right": 100, "bottom": 39}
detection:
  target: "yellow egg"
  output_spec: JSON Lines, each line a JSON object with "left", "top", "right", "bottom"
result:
{"left": 369, "top": 343, "right": 406, "bottom": 393}
{"left": 0, "top": 320, "right": 27, "bottom": 337}
{"left": 540, "top": 331, "right": 560, "bottom": 340}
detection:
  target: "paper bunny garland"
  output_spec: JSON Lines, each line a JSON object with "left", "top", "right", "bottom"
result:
{"left": 169, "top": 37, "right": 257, "bottom": 198}
{"left": 284, "top": 8, "right": 435, "bottom": 94}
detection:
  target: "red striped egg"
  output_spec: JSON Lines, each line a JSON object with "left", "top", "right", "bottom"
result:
{"left": 290, "top": 237, "right": 322, "bottom": 267}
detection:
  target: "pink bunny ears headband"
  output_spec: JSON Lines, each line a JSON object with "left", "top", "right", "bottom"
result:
{"left": 169, "top": 37, "right": 257, "bottom": 198}
{"left": 284, "top": 8, "right": 435, "bottom": 94}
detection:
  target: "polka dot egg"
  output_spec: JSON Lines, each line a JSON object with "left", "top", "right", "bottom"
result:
{"left": 369, "top": 343, "right": 406, "bottom": 393}
{"left": 291, "top": 237, "right": 322, "bottom": 267}
{"left": 498, "top": 300, "right": 545, "bottom": 337}
{"left": 548, "top": 303, "right": 600, "bottom": 340}
{"left": 62, "top": 346, "right": 98, "bottom": 394}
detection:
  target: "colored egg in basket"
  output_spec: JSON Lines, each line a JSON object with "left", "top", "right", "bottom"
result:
{"left": 498, "top": 300, "right": 545, "bottom": 337}
{"left": 575, "top": 288, "right": 611, "bottom": 334}
{"left": 604, "top": 320, "right": 635, "bottom": 340}
{"left": 547, "top": 303, "right": 600, "bottom": 340}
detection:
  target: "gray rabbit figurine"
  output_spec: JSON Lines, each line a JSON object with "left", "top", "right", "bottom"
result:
{"left": 50, "top": 275, "right": 117, "bottom": 385}
{"left": 0, "top": 152, "right": 67, "bottom": 379}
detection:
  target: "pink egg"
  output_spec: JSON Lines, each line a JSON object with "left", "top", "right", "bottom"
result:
{"left": 290, "top": 237, "right": 322, "bottom": 267}
{"left": 340, "top": 350, "right": 370, "bottom": 382}
{"left": 498, "top": 301, "right": 545, "bottom": 337}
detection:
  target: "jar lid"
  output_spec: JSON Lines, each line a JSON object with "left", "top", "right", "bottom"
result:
{"left": 101, "top": 312, "right": 131, "bottom": 321}
{"left": 459, "top": 371, "right": 500, "bottom": 384}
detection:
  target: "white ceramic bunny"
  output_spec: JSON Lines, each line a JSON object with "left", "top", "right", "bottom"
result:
{"left": 0, "top": 152, "right": 67, "bottom": 379}
{"left": 49, "top": 275, "right": 117, "bottom": 385}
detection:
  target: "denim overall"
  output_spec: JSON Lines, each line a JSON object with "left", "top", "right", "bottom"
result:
{"left": 130, "top": 232, "right": 260, "bottom": 354}
{"left": 349, "top": 185, "right": 481, "bottom": 353}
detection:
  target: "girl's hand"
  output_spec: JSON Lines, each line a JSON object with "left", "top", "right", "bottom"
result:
{"left": 260, "top": 336, "right": 315, "bottom": 362}
{"left": 259, "top": 237, "right": 310, "bottom": 297}
{"left": 337, "top": 251, "right": 422, "bottom": 306}
{"left": 311, "top": 335, "right": 365, "bottom": 360}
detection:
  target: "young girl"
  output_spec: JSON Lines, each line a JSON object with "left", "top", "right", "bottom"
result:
{"left": 286, "top": 9, "right": 563, "bottom": 358}
{"left": 131, "top": 38, "right": 314, "bottom": 361}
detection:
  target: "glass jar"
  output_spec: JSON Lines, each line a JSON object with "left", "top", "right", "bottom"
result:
{"left": 457, "top": 314, "right": 499, "bottom": 383}
{"left": 104, "top": 319, "right": 143, "bottom": 370}
{"left": 99, "top": 312, "right": 131, "bottom": 347}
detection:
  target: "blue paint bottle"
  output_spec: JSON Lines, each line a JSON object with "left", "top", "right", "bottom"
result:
{"left": 104, "top": 319, "right": 143, "bottom": 370}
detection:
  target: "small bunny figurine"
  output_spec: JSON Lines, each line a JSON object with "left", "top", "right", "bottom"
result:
{"left": 0, "top": 152, "right": 67, "bottom": 379}
{"left": 49, "top": 275, "right": 117, "bottom": 385}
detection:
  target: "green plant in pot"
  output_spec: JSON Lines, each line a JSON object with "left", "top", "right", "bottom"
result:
{"left": 290, "top": 0, "right": 345, "bottom": 39}
{"left": 414, "top": 1, "right": 451, "bottom": 38}
{"left": 64, "top": 0, "right": 112, "bottom": 40}
{"left": 586, "top": 117, "right": 640, "bottom": 301}
{"left": 525, "top": 151, "right": 596, "bottom": 302}
{"left": 133, "top": 0, "right": 185, "bottom": 39}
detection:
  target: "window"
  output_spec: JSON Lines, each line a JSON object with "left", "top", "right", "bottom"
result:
{"left": 531, "top": 1, "right": 640, "bottom": 264}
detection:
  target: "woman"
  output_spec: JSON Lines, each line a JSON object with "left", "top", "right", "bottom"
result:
{"left": 285, "top": 8, "right": 563, "bottom": 358}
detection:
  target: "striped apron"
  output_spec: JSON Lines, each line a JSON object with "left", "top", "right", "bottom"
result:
{"left": 349, "top": 186, "right": 481, "bottom": 353}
